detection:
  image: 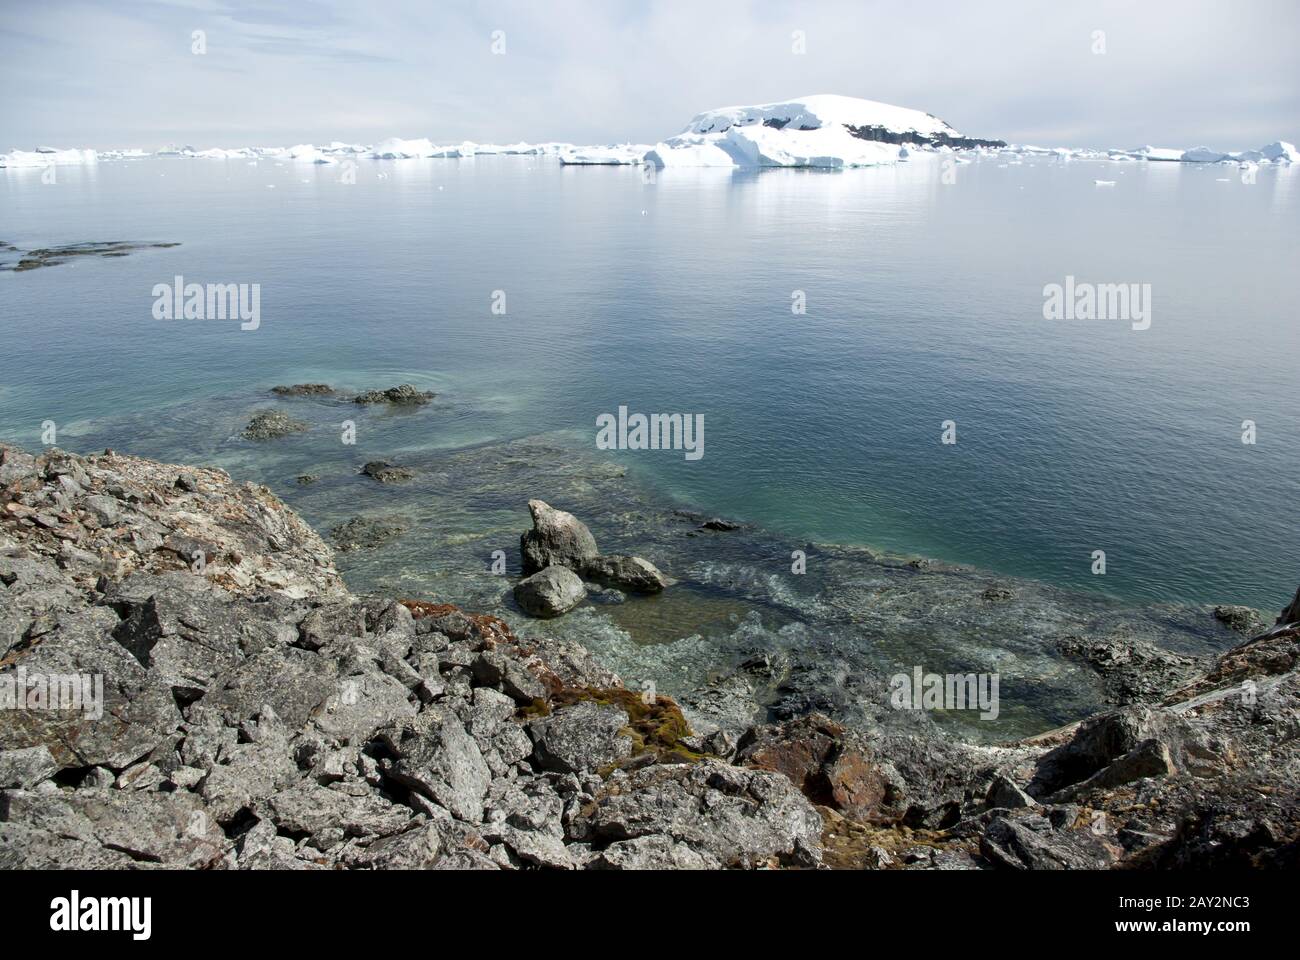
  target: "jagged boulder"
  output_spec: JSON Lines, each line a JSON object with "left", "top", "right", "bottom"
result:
{"left": 580, "top": 761, "right": 824, "bottom": 868}
{"left": 520, "top": 500, "right": 599, "bottom": 573}
{"left": 529, "top": 701, "right": 634, "bottom": 774}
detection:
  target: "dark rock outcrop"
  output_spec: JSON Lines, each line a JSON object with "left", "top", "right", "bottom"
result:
{"left": 360, "top": 460, "right": 415, "bottom": 484}
{"left": 271, "top": 384, "right": 334, "bottom": 397}
{"left": 351, "top": 384, "right": 435, "bottom": 406}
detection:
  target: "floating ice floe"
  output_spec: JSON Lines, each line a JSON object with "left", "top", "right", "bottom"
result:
{"left": 0, "top": 147, "right": 98, "bottom": 168}
{"left": 427, "top": 141, "right": 479, "bottom": 159}
{"left": 1107, "top": 142, "right": 1295, "bottom": 165}
{"left": 278, "top": 144, "right": 335, "bottom": 164}
{"left": 558, "top": 144, "right": 652, "bottom": 165}
{"left": 643, "top": 94, "right": 1003, "bottom": 169}
{"left": 99, "top": 148, "right": 150, "bottom": 161}
{"left": 321, "top": 141, "right": 369, "bottom": 155}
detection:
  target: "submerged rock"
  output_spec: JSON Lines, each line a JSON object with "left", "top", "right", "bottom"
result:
{"left": 514, "top": 565, "right": 586, "bottom": 618}
{"left": 329, "top": 515, "right": 410, "bottom": 552}
{"left": 352, "top": 384, "right": 435, "bottom": 405}
{"left": 242, "top": 410, "right": 308, "bottom": 440}
{"left": 271, "top": 383, "right": 334, "bottom": 397}
{"left": 581, "top": 554, "right": 671, "bottom": 594}
{"left": 360, "top": 460, "right": 415, "bottom": 484}
{"left": 1214, "top": 604, "right": 1267, "bottom": 635}
{"left": 4, "top": 240, "right": 180, "bottom": 272}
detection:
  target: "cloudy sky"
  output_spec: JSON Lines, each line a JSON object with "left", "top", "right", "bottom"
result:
{"left": 3, "top": 0, "right": 1296, "bottom": 150}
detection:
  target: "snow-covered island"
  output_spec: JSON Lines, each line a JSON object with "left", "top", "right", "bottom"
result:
{"left": 3, "top": 94, "right": 1296, "bottom": 171}
{"left": 644, "top": 94, "right": 1004, "bottom": 168}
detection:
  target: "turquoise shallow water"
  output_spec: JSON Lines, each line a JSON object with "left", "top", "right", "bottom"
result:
{"left": 1, "top": 154, "right": 1296, "bottom": 611}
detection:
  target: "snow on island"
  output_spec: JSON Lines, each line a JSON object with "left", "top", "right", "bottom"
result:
{"left": 646, "top": 94, "right": 1005, "bottom": 169}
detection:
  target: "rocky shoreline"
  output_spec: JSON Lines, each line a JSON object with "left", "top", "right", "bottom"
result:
{"left": 1, "top": 442, "right": 1296, "bottom": 869}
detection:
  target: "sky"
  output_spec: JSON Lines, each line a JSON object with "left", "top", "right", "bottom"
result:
{"left": 2, "top": 0, "right": 1297, "bottom": 150}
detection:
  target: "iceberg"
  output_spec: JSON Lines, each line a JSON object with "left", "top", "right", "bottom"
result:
{"left": 644, "top": 136, "right": 736, "bottom": 168}
{"left": 1180, "top": 146, "right": 1229, "bottom": 163}
{"left": 321, "top": 141, "right": 369, "bottom": 155}
{"left": 558, "top": 144, "right": 651, "bottom": 165}
{"left": 427, "top": 141, "right": 478, "bottom": 159}
{"left": 0, "top": 147, "right": 98, "bottom": 168}
{"left": 1126, "top": 146, "right": 1184, "bottom": 162}
{"left": 99, "top": 148, "right": 150, "bottom": 161}
{"left": 1258, "top": 140, "right": 1298, "bottom": 163}
{"left": 644, "top": 94, "right": 1003, "bottom": 170}
{"left": 279, "top": 144, "right": 334, "bottom": 164}
{"left": 187, "top": 147, "right": 258, "bottom": 160}
{"left": 370, "top": 137, "right": 435, "bottom": 159}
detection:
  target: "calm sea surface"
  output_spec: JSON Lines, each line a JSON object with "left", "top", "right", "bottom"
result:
{"left": 2, "top": 154, "right": 1296, "bottom": 611}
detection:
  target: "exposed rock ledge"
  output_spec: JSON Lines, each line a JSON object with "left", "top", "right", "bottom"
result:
{"left": 1, "top": 443, "right": 1296, "bottom": 869}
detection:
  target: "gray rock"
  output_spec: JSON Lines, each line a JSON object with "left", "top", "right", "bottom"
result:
{"left": 189, "top": 646, "right": 336, "bottom": 732}
{"left": 520, "top": 500, "right": 598, "bottom": 573}
{"left": 582, "top": 762, "right": 823, "bottom": 868}
{"left": 0, "top": 788, "right": 231, "bottom": 868}
{"left": 0, "top": 746, "right": 58, "bottom": 789}
{"left": 378, "top": 707, "right": 491, "bottom": 822}
{"left": 986, "top": 773, "right": 1037, "bottom": 810}
{"left": 0, "top": 822, "right": 141, "bottom": 869}
{"left": 514, "top": 565, "right": 585, "bottom": 618}
{"left": 258, "top": 781, "right": 413, "bottom": 840}
{"left": 471, "top": 650, "right": 547, "bottom": 703}
{"left": 585, "top": 834, "right": 720, "bottom": 870}
{"left": 529, "top": 701, "right": 633, "bottom": 775}
{"left": 337, "top": 822, "right": 444, "bottom": 869}
{"left": 581, "top": 554, "right": 671, "bottom": 594}
{"left": 0, "top": 609, "right": 183, "bottom": 770}
{"left": 979, "top": 810, "right": 1118, "bottom": 870}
